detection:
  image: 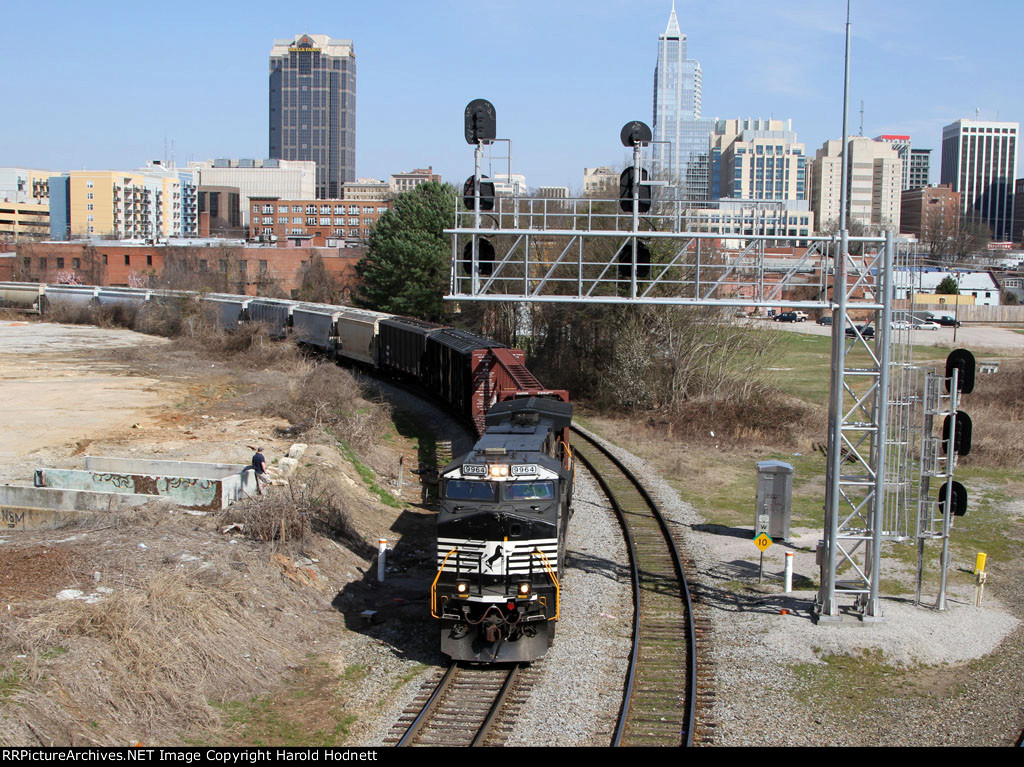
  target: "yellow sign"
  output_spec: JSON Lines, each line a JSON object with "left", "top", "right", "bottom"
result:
{"left": 754, "top": 533, "right": 773, "bottom": 552}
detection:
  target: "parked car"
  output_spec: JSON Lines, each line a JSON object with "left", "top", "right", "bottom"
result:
{"left": 794, "top": 311, "right": 809, "bottom": 322}
{"left": 816, "top": 316, "right": 833, "bottom": 326}
{"left": 891, "top": 320, "right": 912, "bottom": 330}
{"left": 914, "top": 321, "right": 940, "bottom": 331}
{"left": 774, "top": 312, "right": 800, "bottom": 322}
{"left": 845, "top": 324, "right": 875, "bottom": 339}
{"left": 934, "top": 315, "right": 961, "bottom": 327}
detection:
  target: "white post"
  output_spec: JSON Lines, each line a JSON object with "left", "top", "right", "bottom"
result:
{"left": 377, "top": 539, "right": 387, "bottom": 582}
{"left": 785, "top": 551, "right": 794, "bottom": 593}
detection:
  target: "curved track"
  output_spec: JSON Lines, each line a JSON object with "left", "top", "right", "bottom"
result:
{"left": 571, "top": 427, "right": 698, "bottom": 747}
{"left": 394, "top": 663, "right": 526, "bottom": 747}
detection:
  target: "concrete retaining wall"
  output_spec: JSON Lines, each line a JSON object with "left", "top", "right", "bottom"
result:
{"left": 35, "top": 468, "right": 257, "bottom": 510}
{"left": 1, "top": 506, "right": 80, "bottom": 531}
{"left": 0, "top": 485, "right": 164, "bottom": 512}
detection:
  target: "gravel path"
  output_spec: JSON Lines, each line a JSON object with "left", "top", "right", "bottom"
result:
{"left": 575, "top": 426, "right": 1024, "bottom": 747}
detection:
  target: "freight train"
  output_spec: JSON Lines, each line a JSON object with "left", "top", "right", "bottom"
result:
{"left": 0, "top": 281, "right": 573, "bottom": 662}
{"left": 433, "top": 397, "right": 573, "bottom": 662}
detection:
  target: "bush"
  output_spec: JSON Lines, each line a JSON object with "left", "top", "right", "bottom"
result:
{"left": 221, "top": 469, "right": 371, "bottom": 556}
{"left": 270, "top": 364, "right": 391, "bottom": 453}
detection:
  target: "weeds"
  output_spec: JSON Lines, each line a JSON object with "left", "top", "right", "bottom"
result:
{"left": 220, "top": 469, "right": 373, "bottom": 556}
{"left": 270, "top": 365, "right": 391, "bottom": 453}
{"left": 333, "top": 438, "right": 401, "bottom": 509}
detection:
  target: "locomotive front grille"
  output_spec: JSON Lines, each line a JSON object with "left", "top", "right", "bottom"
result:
{"left": 436, "top": 538, "right": 558, "bottom": 575}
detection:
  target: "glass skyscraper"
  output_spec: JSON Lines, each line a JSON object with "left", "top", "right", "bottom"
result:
{"left": 269, "top": 34, "right": 356, "bottom": 199}
{"left": 651, "top": 3, "right": 714, "bottom": 202}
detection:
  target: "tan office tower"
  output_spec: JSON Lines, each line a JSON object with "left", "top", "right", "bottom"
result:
{"left": 809, "top": 137, "right": 902, "bottom": 233}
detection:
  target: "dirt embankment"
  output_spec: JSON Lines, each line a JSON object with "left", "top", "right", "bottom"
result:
{"left": 0, "top": 321, "right": 443, "bottom": 746}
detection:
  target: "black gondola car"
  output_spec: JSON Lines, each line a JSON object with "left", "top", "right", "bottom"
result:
{"left": 377, "top": 317, "right": 444, "bottom": 380}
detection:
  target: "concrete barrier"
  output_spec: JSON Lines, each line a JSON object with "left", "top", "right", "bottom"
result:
{"left": 0, "top": 485, "right": 164, "bottom": 512}
{"left": 1, "top": 505, "right": 81, "bottom": 531}
{"left": 83, "top": 457, "right": 248, "bottom": 480}
{"left": 35, "top": 467, "right": 258, "bottom": 510}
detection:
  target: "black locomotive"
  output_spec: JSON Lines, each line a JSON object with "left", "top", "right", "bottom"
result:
{"left": 432, "top": 397, "right": 574, "bottom": 662}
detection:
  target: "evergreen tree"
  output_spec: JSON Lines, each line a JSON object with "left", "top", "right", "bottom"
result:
{"left": 354, "top": 182, "right": 457, "bottom": 322}
{"left": 936, "top": 276, "right": 960, "bottom": 295}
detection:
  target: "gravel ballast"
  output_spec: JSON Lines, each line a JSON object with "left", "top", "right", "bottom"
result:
{"left": 575, "top": 425, "right": 1024, "bottom": 747}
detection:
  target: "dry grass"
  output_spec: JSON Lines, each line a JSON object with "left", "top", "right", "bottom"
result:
{"left": 177, "top": 320, "right": 303, "bottom": 371}
{"left": 0, "top": 563, "right": 306, "bottom": 746}
{"left": 640, "top": 389, "right": 822, "bottom": 447}
{"left": 269, "top": 364, "right": 392, "bottom": 455}
{"left": 961, "top": 361, "right": 1024, "bottom": 468}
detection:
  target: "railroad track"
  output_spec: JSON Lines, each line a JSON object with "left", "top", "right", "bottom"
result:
{"left": 571, "top": 426, "right": 706, "bottom": 747}
{"left": 391, "top": 662, "right": 530, "bottom": 747}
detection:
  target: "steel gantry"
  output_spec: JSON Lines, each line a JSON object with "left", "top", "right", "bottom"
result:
{"left": 447, "top": 126, "right": 926, "bottom": 620}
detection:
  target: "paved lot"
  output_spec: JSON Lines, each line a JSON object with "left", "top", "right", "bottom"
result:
{"left": 756, "top": 318, "right": 1024, "bottom": 352}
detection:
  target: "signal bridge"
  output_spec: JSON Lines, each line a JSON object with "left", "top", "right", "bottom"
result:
{"left": 449, "top": 101, "right": 970, "bottom": 623}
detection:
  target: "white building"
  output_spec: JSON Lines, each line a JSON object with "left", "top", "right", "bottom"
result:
{"left": 188, "top": 158, "right": 316, "bottom": 226}
{"left": 711, "top": 119, "right": 806, "bottom": 202}
{"left": 343, "top": 177, "right": 390, "bottom": 201}
{"left": 537, "top": 186, "right": 570, "bottom": 200}
{"left": 893, "top": 269, "right": 1001, "bottom": 305}
{"left": 583, "top": 166, "right": 617, "bottom": 198}
{"left": 941, "top": 119, "right": 1019, "bottom": 242}
{"left": 492, "top": 173, "right": 528, "bottom": 197}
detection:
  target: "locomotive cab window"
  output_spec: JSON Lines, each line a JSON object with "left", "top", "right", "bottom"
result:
{"left": 503, "top": 481, "right": 555, "bottom": 501}
{"left": 445, "top": 480, "right": 497, "bottom": 502}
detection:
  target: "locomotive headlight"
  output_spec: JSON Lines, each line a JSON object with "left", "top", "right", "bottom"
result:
{"left": 456, "top": 580, "right": 470, "bottom": 598}
{"left": 516, "top": 581, "right": 532, "bottom": 599}
{"left": 488, "top": 464, "right": 509, "bottom": 477}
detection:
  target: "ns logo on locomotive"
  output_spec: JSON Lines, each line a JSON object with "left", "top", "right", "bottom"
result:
{"left": 431, "top": 398, "right": 574, "bottom": 662}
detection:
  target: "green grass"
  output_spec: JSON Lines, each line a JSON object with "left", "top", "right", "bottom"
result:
{"left": 765, "top": 331, "right": 959, "bottom": 407}
{"left": 390, "top": 664, "right": 428, "bottom": 693}
{"left": 331, "top": 435, "right": 401, "bottom": 508}
{"left": 341, "top": 664, "right": 369, "bottom": 684}
{"left": 790, "top": 649, "right": 929, "bottom": 716}
{"left": 0, "top": 670, "right": 24, "bottom": 701}
{"left": 210, "top": 659, "right": 362, "bottom": 747}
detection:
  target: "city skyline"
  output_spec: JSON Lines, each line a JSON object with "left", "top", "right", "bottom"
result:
{"left": 2, "top": 0, "right": 1023, "bottom": 193}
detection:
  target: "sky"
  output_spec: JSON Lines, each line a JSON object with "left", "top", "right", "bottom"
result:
{"left": 2, "top": 0, "right": 1022, "bottom": 193}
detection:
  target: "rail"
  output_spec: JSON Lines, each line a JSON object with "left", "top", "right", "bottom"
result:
{"left": 571, "top": 426, "right": 698, "bottom": 747}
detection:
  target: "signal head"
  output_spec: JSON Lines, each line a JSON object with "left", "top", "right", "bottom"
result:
{"left": 465, "top": 99, "right": 497, "bottom": 144}
{"left": 620, "top": 120, "right": 653, "bottom": 147}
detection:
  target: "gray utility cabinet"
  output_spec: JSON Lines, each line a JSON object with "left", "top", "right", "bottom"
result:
{"left": 755, "top": 460, "right": 793, "bottom": 542}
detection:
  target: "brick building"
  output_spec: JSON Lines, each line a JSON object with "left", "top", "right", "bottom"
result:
{"left": 900, "top": 184, "right": 960, "bottom": 243}
{"left": 248, "top": 198, "right": 390, "bottom": 246}
{"left": 13, "top": 241, "right": 364, "bottom": 301}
